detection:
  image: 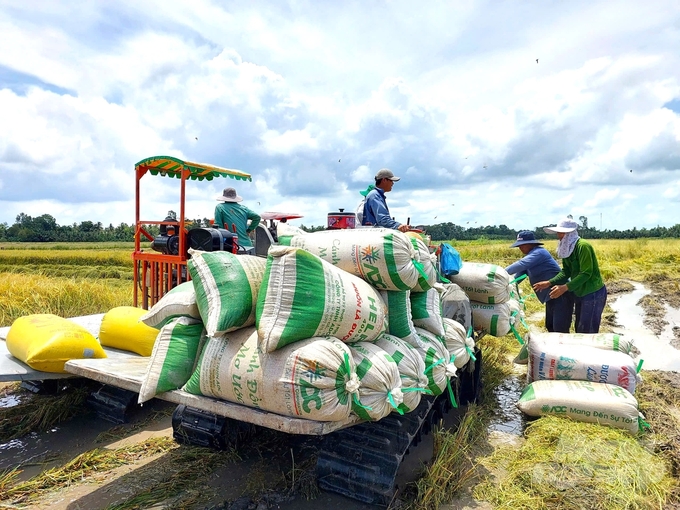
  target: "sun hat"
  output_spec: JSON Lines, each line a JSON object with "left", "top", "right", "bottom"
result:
{"left": 375, "top": 168, "right": 400, "bottom": 181}
{"left": 510, "top": 230, "right": 544, "bottom": 248}
{"left": 216, "top": 187, "right": 243, "bottom": 202}
{"left": 543, "top": 218, "right": 578, "bottom": 234}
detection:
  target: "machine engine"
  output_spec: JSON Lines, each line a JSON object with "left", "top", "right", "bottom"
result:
{"left": 151, "top": 227, "right": 240, "bottom": 256}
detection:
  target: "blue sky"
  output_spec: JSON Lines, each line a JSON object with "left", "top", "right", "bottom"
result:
{"left": 1, "top": 0, "right": 679, "bottom": 231}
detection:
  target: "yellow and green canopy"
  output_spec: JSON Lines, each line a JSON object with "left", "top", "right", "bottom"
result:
{"left": 135, "top": 156, "right": 252, "bottom": 182}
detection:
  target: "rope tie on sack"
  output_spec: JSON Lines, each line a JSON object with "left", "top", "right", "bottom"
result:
{"left": 342, "top": 352, "right": 371, "bottom": 411}
{"left": 638, "top": 413, "right": 652, "bottom": 432}
{"left": 445, "top": 357, "right": 458, "bottom": 408}
{"left": 387, "top": 387, "right": 405, "bottom": 414}
{"left": 465, "top": 327, "right": 477, "bottom": 361}
{"left": 412, "top": 258, "right": 429, "bottom": 280}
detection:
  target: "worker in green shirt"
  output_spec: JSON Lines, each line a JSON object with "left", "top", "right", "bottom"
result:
{"left": 533, "top": 217, "right": 607, "bottom": 333}
{"left": 214, "top": 187, "right": 261, "bottom": 254}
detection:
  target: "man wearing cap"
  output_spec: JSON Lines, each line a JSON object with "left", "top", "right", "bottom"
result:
{"left": 506, "top": 230, "right": 574, "bottom": 333}
{"left": 533, "top": 218, "right": 607, "bottom": 334}
{"left": 214, "top": 187, "right": 261, "bottom": 254}
{"left": 361, "top": 168, "right": 411, "bottom": 232}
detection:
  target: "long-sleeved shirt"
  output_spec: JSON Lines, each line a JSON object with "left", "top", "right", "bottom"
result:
{"left": 548, "top": 238, "right": 604, "bottom": 297}
{"left": 505, "top": 246, "right": 562, "bottom": 303}
{"left": 214, "top": 202, "right": 261, "bottom": 248}
{"left": 361, "top": 188, "right": 401, "bottom": 229}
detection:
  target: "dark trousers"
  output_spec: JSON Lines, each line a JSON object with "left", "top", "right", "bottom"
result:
{"left": 545, "top": 291, "right": 575, "bottom": 333}
{"left": 574, "top": 285, "right": 608, "bottom": 334}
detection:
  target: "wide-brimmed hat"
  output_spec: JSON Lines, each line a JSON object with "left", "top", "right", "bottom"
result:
{"left": 510, "top": 230, "right": 544, "bottom": 247}
{"left": 375, "top": 168, "right": 400, "bottom": 181}
{"left": 216, "top": 187, "right": 243, "bottom": 202}
{"left": 544, "top": 218, "right": 578, "bottom": 234}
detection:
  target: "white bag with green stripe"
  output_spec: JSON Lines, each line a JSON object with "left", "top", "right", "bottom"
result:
{"left": 138, "top": 316, "right": 206, "bottom": 404}
{"left": 379, "top": 290, "right": 426, "bottom": 350}
{"left": 409, "top": 236, "right": 438, "bottom": 292}
{"left": 140, "top": 281, "right": 201, "bottom": 329}
{"left": 410, "top": 286, "right": 445, "bottom": 338}
{"left": 414, "top": 327, "right": 457, "bottom": 405}
{"left": 516, "top": 379, "right": 643, "bottom": 434}
{"left": 442, "top": 318, "right": 476, "bottom": 369}
{"left": 349, "top": 342, "right": 403, "bottom": 421}
{"left": 448, "top": 263, "right": 511, "bottom": 304}
{"left": 256, "top": 246, "right": 387, "bottom": 353}
{"left": 470, "top": 299, "right": 522, "bottom": 337}
{"left": 278, "top": 228, "right": 421, "bottom": 291}
{"left": 375, "top": 334, "right": 428, "bottom": 414}
{"left": 440, "top": 283, "right": 472, "bottom": 332}
{"left": 514, "top": 331, "right": 640, "bottom": 365}
{"left": 182, "top": 327, "right": 361, "bottom": 422}
{"left": 187, "top": 250, "right": 267, "bottom": 337}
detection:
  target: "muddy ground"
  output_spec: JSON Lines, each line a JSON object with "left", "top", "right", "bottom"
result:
{"left": 1, "top": 279, "right": 679, "bottom": 510}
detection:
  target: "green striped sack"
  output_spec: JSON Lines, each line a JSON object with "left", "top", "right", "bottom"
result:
{"left": 379, "top": 290, "right": 427, "bottom": 350}
{"left": 409, "top": 237, "right": 438, "bottom": 292}
{"left": 470, "top": 299, "right": 521, "bottom": 337}
{"left": 182, "top": 327, "right": 360, "bottom": 422}
{"left": 281, "top": 228, "right": 420, "bottom": 291}
{"left": 414, "top": 327, "right": 457, "bottom": 397}
{"left": 138, "top": 316, "right": 206, "bottom": 404}
{"left": 374, "top": 333, "right": 428, "bottom": 413}
{"left": 448, "top": 263, "right": 511, "bottom": 304}
{"left": 256, "top": 246, "right": 387, "bottom": 353}
{"left": 140, "top": 281, "right": 201, "bottom": 329}
{"left": 442, "top": 318, "right": 475, "bottom": 369}
{"left": 410, "top": 286, "right": 445, "bottom": 337}
{"left": 188, "top": 249, "right": 267, "bottom": 337}
{"left": 349, "top": 342, "right": 403, "bottom": 421}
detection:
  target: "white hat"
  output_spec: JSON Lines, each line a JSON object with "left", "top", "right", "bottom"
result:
{"left": 216, "top": 187, "right": 243, "bottom": 202}
{"left": 544, "top": 218, "right": 578, "bottom": 234}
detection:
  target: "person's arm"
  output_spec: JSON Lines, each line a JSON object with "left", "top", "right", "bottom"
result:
{"left": 245, "top": 207, "right": 261, "bottom": 233}
{"left": 214, "top": 206, "right": 226, "bottom": 230}
{"left": 505, "top": 254, "right": 534, "bottom": 277}
{"left": 367, "top": 193, "right": 401, "bottom": 230}
{"left": 565, "top": 243, "right": 595, "bottom": 291}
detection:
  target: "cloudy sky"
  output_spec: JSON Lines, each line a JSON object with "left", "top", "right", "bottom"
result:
{"left": 1, "top": 0, "right": 679, "bottom": 232}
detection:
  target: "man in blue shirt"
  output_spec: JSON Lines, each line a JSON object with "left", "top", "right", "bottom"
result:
{"left": 361, "top": 168, "right": 411, "bottom": 232}
{"left": 505, "top": 230, "right": 574, "bottom": 333}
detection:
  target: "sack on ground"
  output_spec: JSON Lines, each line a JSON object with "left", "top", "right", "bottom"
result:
{"left": 6, "top": 314, "right": 106, "bottom": 373}
{"left": 514, "top": 331, "right": 640, "bottom": 365}
{"left": 183, "top": 327, "right": 360, "bottom": 422}
{"left": 527, "top": 340, "right": 641, "bottom": 394}
{"left": 188, "top": 250, "right": 266, "bottom": 337}
{"left": 349, "top": 342, "right": 403, "bottom": 420}
{"left": 410, "top": 286, "right": 445, "bottom": 338}
{"left": 278, "top": 228, "right": 421, "bottom": 291}
{"left": 414, "top": 327, "right": 457, "bottom": 400}
{"left": 439, "top": 283, "right": 472, "bottom": 332}
{"left": 442, "top": 318, "right": 476, "bottom": 369}
{"left": 257, "top": 247, "right": 387, "bottom": 352}
{"left": 409, "top": 236, "right": 438, "bottom": 292}
{"left": 380, "top": 290, "right": 426, "bottom": 350}
{"left": 374, "top": 334, "right": 428, "bottom": 413}
{"left": 138, "top": 317, "right": 206, "bottom": 404}
{"left": 99, "top": 306, "right": 159, "bottom": 356}
{"left": 517, "top": 379, "right": 643, "bottom": 434}
{"left": 470, "top": 299, "right": 522, "bottom": 337}
{"left": 139, "top": 281, "right": 201, "bottom": 329}
{"left": 448, "top": 263, "right": 511, "bottom": 304}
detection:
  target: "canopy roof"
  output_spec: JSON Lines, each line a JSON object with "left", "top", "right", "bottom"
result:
{"left": 135, "top": 156, "right": 251, "bottom": 182}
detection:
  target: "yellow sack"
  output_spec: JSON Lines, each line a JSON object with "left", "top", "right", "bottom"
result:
{"left": 99, "top": 306, "right": 159, "bottom": 356}
{"left": 7, "top": 314, "right": 106, "bottom": 373}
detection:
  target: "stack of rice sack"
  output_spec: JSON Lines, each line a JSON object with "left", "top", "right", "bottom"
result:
{"left": 448, "top": 263, "right": 523, "bottom": 338}
{"left": 515, "top": 331, "right": 645, "bottom": 434}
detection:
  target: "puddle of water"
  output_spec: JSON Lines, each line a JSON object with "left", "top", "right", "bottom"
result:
{"left": 608, "top": 281, "right": 680, "bottom": 372}
{"left": 488, "top": 374, "right": 526, "bottom": 435}
{"left": 0, "top": 394, "right": 22, "bottom": 408}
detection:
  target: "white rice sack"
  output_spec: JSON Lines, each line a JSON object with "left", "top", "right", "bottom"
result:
{"left": 448, "top": 263, "right": 511, "bottom": 304}
{"left": 410, "top": 286, "right": 445, "bottom": 338}
{"left": 140, "top": 281, "right": 201, "bottom": 329}
{"left": 374, "top": 334, "right": 428, "bottom": 413}
{"left": 514, "top": 331, "right": 640, "bottom": 366}
{"left": 138, "top": 317, "right": 206, "bottom": 404}
{"left": 182, "top": 327, "right": 360, "bottom": 421}
{"left": 409, "top": 236, "right": 438, "bottom": 292}
{"left": 414, "top": 327, "right": 458, "bottom": 404}
{"left": 442, "top": 318, "right": 476, "bottom": 369}
{"left": 527, "top": 340, "right": 642, "bottom": 394}
{"left": 349, "top": 342, "right": 403, "bottom": 421}
{"left": 379, "top": 290, "right": 426, "bottom": 350}
{"left": 256, "top": 246, "right": 387, "bottom": 353}
{"left": 470, "top": 299, "right": 522, "bottom": 337}
{"left": 279, "top": 228, "right": 421, "bottom": 291}
{"left": 439, "top": 283, "right": 472, "bottom": 332}
{"left": 517, "top": 379, "right": 643, "bottom": 434}
{"left": 187, "top": 250, "right": 266, "bottom": 337}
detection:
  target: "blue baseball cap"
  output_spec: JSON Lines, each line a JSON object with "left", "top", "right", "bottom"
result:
{"left": 510, "top": 230, "right": 543, "bottom": 248}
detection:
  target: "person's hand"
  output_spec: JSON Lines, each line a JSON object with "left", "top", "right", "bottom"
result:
{"left": 549, "top": 284, "right": 568, "bottom": 299}
{"left": 533, "top": 281, "right": 551, "bottom": 291}
{"left": 398, "top": 224, "right": 410, "bottom": 232}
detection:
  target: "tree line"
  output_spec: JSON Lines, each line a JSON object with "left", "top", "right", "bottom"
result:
{"left": 1, "top": 213, "right": 679, "bottom": 243}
